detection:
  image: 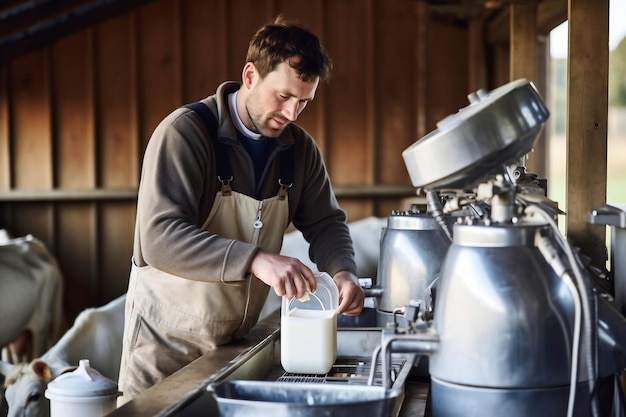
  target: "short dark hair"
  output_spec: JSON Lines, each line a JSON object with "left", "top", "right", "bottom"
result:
{"left": 246, "top": 16, "right": 333, "bottom": 83}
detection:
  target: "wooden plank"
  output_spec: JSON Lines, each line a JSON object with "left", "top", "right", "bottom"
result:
{"left": 53, "top": 31, "right": 96, "bottom": 189}
{"left": 10, "top": 50, "right": 53, "bottom": 190}
{"left": 509, "top": 1, "right": 538, "bottom": 89}
{"left": 325, "top": 0, "right": 373, "bottom": 185}
{"left": 531, "top": 36, "right": 550, "bottom": 180}
{"left": 0, "top": 64, "right": 9, "bottom": 190}
{"left": 491, "top": 42, "right": 511, "bottom": 88}
{"left": 0, "top": 189, "right": 137, "bottom": 201}
{"left": 468, "top": 17, "right": 488, "bottom": 92}
{"left": 374, "top": 0, "right": 416, "bottom": 187}
{"left": 100, "top": 202, "right": 135, "bottom": 302}
{"left": 566, "top": 0, "right": 609, "bottom": 268}
{"left": 181, "top": 0, "right": 228, "bottom": 103}
{"left": 415, "top": 1, "right": 428, "bottom": 140}
{"left": 96, "top": 13, "right": 139, "bottom": 188}
{"left": 12, "top": 203, "right": 55, "bottom": 251}
{"left": 57, "top": 203, "right": 98, "bottom": 318}
{"left": 510, "top": 1, "right": 541, "bottom": 174}
{"left": 136, "top": 0, "right": 183, "bottom": 152}
{"left": 426, "top": 16, "right": 469, "bottom": 131}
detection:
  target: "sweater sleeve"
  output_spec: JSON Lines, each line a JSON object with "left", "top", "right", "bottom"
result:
{"left": 133, "top": 109, "right": 257, "bottom": 282}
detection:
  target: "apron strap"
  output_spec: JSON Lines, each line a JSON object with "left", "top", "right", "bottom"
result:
{"left": 183, "top": 102, "right": 233, "bottom": 194}
{"left": 183, "top": 101, "right": 294, "bottom": 197}
{"left": 277, "top": 145, "right": 294, "bottom": 200}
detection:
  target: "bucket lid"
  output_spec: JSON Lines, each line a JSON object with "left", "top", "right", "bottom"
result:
{"left": 45, "top": 359, "right": 119, "bottom": 398}
{"left": 283, "top": 272, "right": 339, "bottom": 312}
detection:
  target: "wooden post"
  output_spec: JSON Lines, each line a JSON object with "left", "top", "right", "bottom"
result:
{"left": 510, "top": 1, "right": 546, "bottom": 177}
{"left": 468, "top": 17, "right": 488, "bottom": 94}
{"left": 566, "top": 0, "right": 609, "bottom": 269}
{"left": 415, "top": 0, "right": 428, "bottom": 140}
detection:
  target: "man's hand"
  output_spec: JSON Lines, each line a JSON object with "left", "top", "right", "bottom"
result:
{"left": 333, "top": 271, "right": 364, "bottom": 316}
{"left": 249, "top": 250, "right": 316, "bottom": 299}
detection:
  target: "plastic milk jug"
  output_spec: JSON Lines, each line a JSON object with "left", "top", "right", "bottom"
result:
{"left": 281, "top": 272, "right": 339, "bottom": 374}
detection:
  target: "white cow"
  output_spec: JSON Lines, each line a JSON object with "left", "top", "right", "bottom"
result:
{"left": 0, "top": 231, "right": 64, "bottom": 360}
{"left": 0, "top": 294, "right": 126, "bottom": 417}
{"left": 260, "top": 216, "right": 386, "bottom": 319}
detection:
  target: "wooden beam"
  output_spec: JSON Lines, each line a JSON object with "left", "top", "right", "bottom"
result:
{"left": 416, "top": 0, "right": 429, "bottom": 139}
{"left": 510, "top": 1, "right": 546, "bottom": 176}
{"left": 510, "top": 2, "right": 537, "bottom": 84}
{"left": 467, "top": 16, "right": 488, "bottom": 92}
{"left": 537, "top": 0, "right": 568, "bottom": 33}
{"left": 0, "top": 65, "right": 8, "bottom": 190}
{"left": 566, "top": 0, "right": 609, "bottom": 268}
{"left": 0, "top": 0, "right": 34, "bottom": 14}
{"left": 0, "top": 0, "right": 95, "bottom": 40}
{"left": 0, "top": 0, "right": 159, "bottom": 62}
{"left": 488, "top": 0, "right": 567, "bottom": 43}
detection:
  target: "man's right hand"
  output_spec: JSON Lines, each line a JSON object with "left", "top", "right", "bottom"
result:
{"left": 249, "top": 250, "right": 317, "bottom": 299}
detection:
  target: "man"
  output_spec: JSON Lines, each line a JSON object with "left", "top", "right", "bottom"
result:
{"left": 117, "top": 16, "right": 364, "bottom": 402}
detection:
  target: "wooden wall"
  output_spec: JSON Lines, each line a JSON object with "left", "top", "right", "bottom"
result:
{"left": 0, "top": 0, "right": 471, "bottom": 320}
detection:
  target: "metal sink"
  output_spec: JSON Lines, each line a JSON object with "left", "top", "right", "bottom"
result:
{"left": 177, "top": 328, "right": 416, "bottom": 417}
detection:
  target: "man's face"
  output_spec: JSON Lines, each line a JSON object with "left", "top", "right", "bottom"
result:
{"left": 242, "top": 61, "right": 319, "bottom": 138}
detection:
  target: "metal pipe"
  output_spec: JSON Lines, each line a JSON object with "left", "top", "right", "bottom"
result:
{"left": 379, "top": 332, "right": 440, "bottom": 390}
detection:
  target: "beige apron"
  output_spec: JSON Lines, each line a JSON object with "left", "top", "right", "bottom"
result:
{"left": 118, "top": 184, "right": 289, "bottom": 403}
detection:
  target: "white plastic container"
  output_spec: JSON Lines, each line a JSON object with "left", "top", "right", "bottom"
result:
{"left": 280, "top": 272, "right": 339, "bottom": 374}
{"left": 45, "top": 359, "right": 121, "bottom": 417}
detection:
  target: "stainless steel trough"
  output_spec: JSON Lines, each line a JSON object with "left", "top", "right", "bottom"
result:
{"left": 201, "top": 328, "right": 416, "bottom": 417}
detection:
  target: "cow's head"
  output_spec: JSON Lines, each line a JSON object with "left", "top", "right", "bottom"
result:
{"left": 1, "top": 360, "right": 51, "bottom": 417}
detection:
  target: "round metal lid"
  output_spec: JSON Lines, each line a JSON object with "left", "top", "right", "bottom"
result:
{"left": 402, "top": 79, "right": 549, "bottom": 190}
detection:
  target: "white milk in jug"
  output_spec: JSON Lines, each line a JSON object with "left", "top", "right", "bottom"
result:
{"left": 280, "top": 272, "right": 339, "bottom": 375}
{"left": 281, "top": 308, "right": 337, "bottom": 374}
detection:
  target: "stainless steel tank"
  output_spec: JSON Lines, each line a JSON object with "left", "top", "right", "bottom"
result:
{"left": 430, "top": 220, "right": 594, "bottom": 416}
{"left": 376, "top": 210, "right": 452, "bottom": 325}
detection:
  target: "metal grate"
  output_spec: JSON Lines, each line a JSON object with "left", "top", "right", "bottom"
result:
{"left": 276, "top": 374, "right": 327, "bottom": 383}
{"left": 277, "top": 357, "right": 405, "bottom": 386}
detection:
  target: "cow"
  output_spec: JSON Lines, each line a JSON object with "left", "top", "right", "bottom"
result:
{"left": 0, "top": 231, "right": 64, "bottom": 361}
{"left": 0, "top": 294, "right": 126, "bottom": 417}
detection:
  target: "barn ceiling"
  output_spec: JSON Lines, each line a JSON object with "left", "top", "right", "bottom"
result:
{"left": 0, "top": 0, "right": 566, "bottom": 62}
{"left": 0, "top": 0, "right": 158, "bottom": 62}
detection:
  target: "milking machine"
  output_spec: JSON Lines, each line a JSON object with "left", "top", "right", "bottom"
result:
{"left": 373, "top": 79, "right": 626, "bottom": 417}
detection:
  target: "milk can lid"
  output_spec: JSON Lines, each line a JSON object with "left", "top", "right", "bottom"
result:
{"left": 45, "top": 359, "right": 119, "bottom": 398}
{"left": 284, "top": 272, "right": 339, "bottom": 312}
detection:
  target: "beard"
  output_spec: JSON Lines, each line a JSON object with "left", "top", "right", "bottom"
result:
{"left": 245, "top": 106, "right": 289, "bottom": 138}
